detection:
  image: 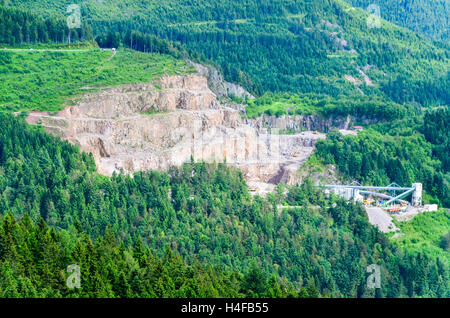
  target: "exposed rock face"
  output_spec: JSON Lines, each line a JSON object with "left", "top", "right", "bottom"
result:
{"left": 245, "top": 114, "right": 352, "bottom": 132}
{"left": 223, "top": 103, "right": 247, "bottom": 114}
{"left": 61, "top": 75, "right": 219, "bottom": 119}
{"left": 27, "top": 74, "right": 325, "bottom": 192}
{"left": 188, "top": 61, "right": 255, "bottom": 100}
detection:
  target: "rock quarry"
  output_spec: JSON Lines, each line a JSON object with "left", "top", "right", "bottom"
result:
{"left": 27, "top": 74, "right": 326, "bottom": 195}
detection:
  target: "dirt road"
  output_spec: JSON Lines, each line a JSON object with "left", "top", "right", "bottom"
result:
{"left": 365, "top": 207, "right": 399, "bottom": 233}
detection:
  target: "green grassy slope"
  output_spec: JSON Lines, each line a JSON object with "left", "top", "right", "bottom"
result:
{"left": 393, "top": 210, "right": 450, "bottom": 263}
{"left": 244, "top": 92, "right": 407, "bottom": 119}
{"left": 0, "top": 46, "right": 193, "bottom": 112}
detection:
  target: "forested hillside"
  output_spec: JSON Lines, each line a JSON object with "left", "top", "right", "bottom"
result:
{"left": 422, "top": 107, "right": 450, "bottom": 172}
{"left": 0, "top": 0, "right": 448, "bottom": 299}
{"left": 0, "top": 113, "right": 448, "bottom": 297}
{"left": 6, "top": 0, "right": 450, "bottom": 108}
{"left": 345, "top": 0, "right": 450, "bottom": 40}
{"left": 0, "top": 213, "right": 245, "bottom": 298}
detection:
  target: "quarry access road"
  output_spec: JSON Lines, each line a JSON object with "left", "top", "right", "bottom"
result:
{"left": 365, "top": 207, "right": 399, "bottom": 233}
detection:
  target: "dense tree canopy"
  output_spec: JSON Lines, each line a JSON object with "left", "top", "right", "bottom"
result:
{"left": 0, "top": 6, "right": 93, "bottom": 46}
{"left": 422, "top": 107, "right": 450, "bottom": 171}
{"left": 345, "top": 0, "right": 450, "bottom": 40}
{"left": 0, "top": 212, "right": 246, "bottom": 298}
